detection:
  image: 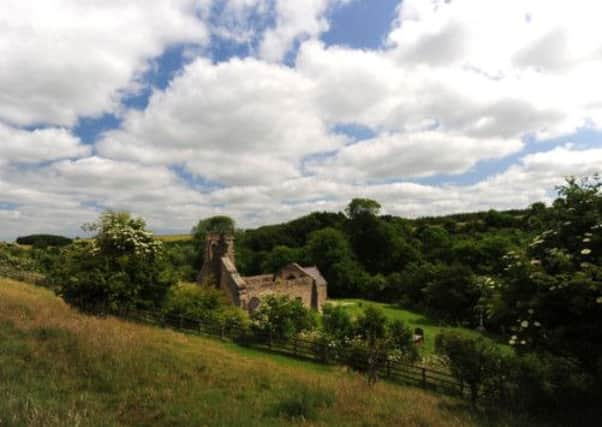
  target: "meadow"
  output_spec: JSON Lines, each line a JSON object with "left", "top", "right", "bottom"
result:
{"left": 331, "top": 299, "right": 501, "bottom": 355}
{"left": 0, "top": 277, "right": 488, "bottom": 427}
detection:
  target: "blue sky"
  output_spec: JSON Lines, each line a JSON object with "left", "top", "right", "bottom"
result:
{"left": 0, "top": 0, "right": 601, "bottom": 239}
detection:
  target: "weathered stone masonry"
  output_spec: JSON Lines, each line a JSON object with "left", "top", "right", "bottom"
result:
{"left": 198, "top": 233, "right": 327, "bottom": 311}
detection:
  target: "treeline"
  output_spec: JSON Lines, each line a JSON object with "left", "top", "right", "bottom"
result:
{"left": 195, "top": 201, "right": 536, "bottom": 329}
{"left": 16, "top": 234, "right": 73, "bottom": 248}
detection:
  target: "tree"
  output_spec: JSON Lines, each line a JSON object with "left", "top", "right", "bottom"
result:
{"left": 344, "top": 198, "right": 381, "bottom": 219}
{"left": 53, "top": 211, "right": 174, "bottom": 313}
{"left": 305, "top": 227, "right": 355, "bottom": 295}
{"left": 422, "top": 263, "right": 479, "bottom": 323}
{"left": 191, "top": 216, "right": 235, "bottom": 244}
{"left": 350, "top": 305, "right": 418, "bottom": 385}
{"left": 261, "top": 245, "right": 304, "bottom": 273}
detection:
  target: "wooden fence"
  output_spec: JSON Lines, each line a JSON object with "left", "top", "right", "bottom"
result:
{"left": 121, "top": 307, "right": 465, "bottom": 397}
{"left": 2, "top": 272, "right": 465, "bottom": 398}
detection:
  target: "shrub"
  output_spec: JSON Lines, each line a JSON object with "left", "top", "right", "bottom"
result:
{"left": 389, "top": 319, "right": 419, "bottom": 362}
{"left": 162, "top": 283, "right": 249, "bottom": 335}
{"left": 250, "top": 295, "right": 317, "bottom": 344}
{"left": 321, "top": 303, "right": 353, "bottom": 341}
{"left": 52, "top": 211, "right": 175, "bottom": 313}
{"left": 435, "top": 332, "right": 501, "bottom": 404}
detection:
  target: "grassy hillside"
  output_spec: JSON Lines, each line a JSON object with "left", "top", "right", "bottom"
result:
{"left": 331, "top": 299, "right": 502, "bottom": 355}
{"left": 0, "top": 278, "right": 488, "bottom": 427}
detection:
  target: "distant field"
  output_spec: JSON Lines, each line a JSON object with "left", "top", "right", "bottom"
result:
{"left": 0, "top": 278, "right": 485, "bottom": 427}
{"left": 331, "top": 299, "right": 502, "bottom": 355}
{"left": 156, "top": 234, "right": 192, "bottom": 242}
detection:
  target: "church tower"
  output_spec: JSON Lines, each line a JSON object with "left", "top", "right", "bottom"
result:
{"left": 197, "top": 233, "right": 235, "bottom": 287}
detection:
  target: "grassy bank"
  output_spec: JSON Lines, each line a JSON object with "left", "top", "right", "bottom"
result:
{"left": 0, "top": 277, "right": 485, "bottom": 427}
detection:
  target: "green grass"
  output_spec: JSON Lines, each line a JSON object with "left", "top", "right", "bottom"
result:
{"left": 0, "top": 277, "right": 488, "bottom": 427}
{"left": 331, "top": 299, "right": 501, "bottom": 355}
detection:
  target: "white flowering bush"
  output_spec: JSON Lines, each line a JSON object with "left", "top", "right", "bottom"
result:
{"left": 488, "top": 177, "right": 602, "bottom": 378}
{"left": 53, "top": 211, "right": 175, "bottom": 312}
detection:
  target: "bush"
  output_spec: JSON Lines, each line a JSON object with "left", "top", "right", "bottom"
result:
{"left": 162, "top": 283, "right": 249, "bottom": 335}
{"left": 251, "top": 295, "right": 317, "bottom": 344}
{"left": 52, "top": 211, "right": 175, "bottom": 313}
{"left": 435, "top": 332, "right": 502, "bottom": 404}
{"left": 321, "top": 303, "right": 353, "bottom": 341}
{"left": 389, "top": 319, "right": 419, "bottom": 362}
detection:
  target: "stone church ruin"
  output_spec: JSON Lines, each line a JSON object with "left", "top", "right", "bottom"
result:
{"left": 198, "top": 233, "right": 328, "bottom": 311}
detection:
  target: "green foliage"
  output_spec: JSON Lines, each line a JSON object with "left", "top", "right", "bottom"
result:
{"left": 345, "top": 198, "right": 381, "bottom": 219}
{"left": 435, "top": 332, "right": 502, "bottom": 404}
{"left": 250, "top": 295, "right": 317, "bottom": 342}
{"left": 485, "top": 176, "right": 602, "bottom": 378}
{"left": 52, "top": 211, "right": 175, "bottom": 313}
{"left": 422, "top": 263, "right": 479, "bottom": 323}
{"left": 321, "top": 303, "right": 354, "bottom": 341}
{"left": 15, "top": 234, "right": 72, "bottom": 248}
{"left": 191, "top": 216, "right": 235, "bottom": 246}
{"left": 162, "top": 240, "right": 198, "bottom": 281}
{"left": 355, "top": 305, "right": 388, "bottom": 343}
{"left": 261, "top": 245, "right": 304, "bottom": 272}
{"left": 163, "top": 283, "right": 248, "bottom": 334}
{"left": 388, "top": 319, "right": 418, "bottom": 360}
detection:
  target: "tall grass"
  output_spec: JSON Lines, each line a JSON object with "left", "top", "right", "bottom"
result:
{"left": 0, "top": 278, "right": 485, "bottom": 426}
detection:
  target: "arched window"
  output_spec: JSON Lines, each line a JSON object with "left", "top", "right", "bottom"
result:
{"left": 248, "top": 297, "right": 261, "bottom": 313}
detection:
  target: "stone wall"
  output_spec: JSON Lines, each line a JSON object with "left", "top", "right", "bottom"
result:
{"left": 219, "top": 257, "right": 244, "bottom": 307}
{"left": 240, "top": 275, "right": 316, "bottom": 310}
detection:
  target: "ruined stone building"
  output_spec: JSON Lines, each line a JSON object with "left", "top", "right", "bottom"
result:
{"left": 198, "top": 233, "right": 327, "bottom": 311}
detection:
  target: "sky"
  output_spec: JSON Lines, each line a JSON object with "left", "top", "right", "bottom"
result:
{"left": 1, "top": 0, "right": 602, "bottom": 240}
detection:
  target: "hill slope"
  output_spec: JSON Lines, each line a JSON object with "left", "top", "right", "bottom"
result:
{"left": 0, "top": 278, "right": 481, "bottom": 427}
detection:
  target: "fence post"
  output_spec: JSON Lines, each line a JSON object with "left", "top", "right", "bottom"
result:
{"left": 422, "top": 367, "right": 427, "bottom": 388}
{"left": 179, "top": 314, "right": 183, "bottom": 330}
{"left": 220, "top": 325, "right": 225, "bottom": 340}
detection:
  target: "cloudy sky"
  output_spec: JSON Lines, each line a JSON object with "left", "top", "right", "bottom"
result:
{"left": 1, "top": 0, "right": 602, "bottom": 240}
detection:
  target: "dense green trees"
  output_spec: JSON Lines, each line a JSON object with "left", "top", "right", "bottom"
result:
{"left": 16, "top": 234, "right": 72, "bottom": 248}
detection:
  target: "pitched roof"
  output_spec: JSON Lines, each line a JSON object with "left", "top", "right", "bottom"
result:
{"left": 301, "top": 266, "right": 327, "bottom": 286}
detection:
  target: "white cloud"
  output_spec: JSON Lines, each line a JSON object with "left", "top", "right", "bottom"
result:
{"left": 97, "top": 57, "right": 345, "bottom": 185}
{"left": 308, "top": 131, "right": 523, "bottom": 182}
{"left": 259, "top": 0, "right": 349, "bottom": 62}
{"left": 0, "top": 123, "right": 90, "bottom": 163}
{"left": 2, "top": 0, "right": 602, "bottom": 241}
{"left": 385, "top": 0, "right": 602, "bottom": 139}
{"left": 0, "top": 0, "right": 208, "bottom": 127}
